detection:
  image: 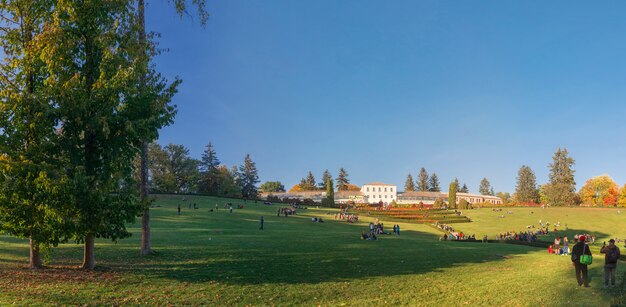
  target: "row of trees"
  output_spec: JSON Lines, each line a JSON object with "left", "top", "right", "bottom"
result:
{"left": 287, "top": 168, "right": 357, "bottom": 192}
{"left": 147, "top": 142, "right": 260, "bottom": 199}
{"left": 404, "top": 168, "right": 444, "bottom": 192}
{"left": 510, "top": 148, "right": 626, "bottom": 207}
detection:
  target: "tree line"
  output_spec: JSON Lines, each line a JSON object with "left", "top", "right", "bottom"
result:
{"left": 146, "top": 142, "right": 260, "bottom": 200}
{"left": 283, "top": 168, "right": 357, "bottom": 192}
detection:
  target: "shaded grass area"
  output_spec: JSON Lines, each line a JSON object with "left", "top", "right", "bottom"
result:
{"left": 0, "top": 195, "right": 623, "bottom": 305}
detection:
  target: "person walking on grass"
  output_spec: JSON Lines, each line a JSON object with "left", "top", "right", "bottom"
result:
{"left": 600, "top": 239, "right": 621, "bottom": 288}
{"left": 571, "top": 235, "right": 592, "bottom": 287}
{"left": 177, "top": 203, "right": 181, "bottom": 215}
{"left": 259, "top": 216, "right": 264, "bottom": 230}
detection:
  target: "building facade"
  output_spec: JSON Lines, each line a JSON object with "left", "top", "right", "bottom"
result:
{"left": 360, "top": 182, "right": 397, "bottom": 205}
{"left": 396, "top": 191, "right": 503, "bottom": 205}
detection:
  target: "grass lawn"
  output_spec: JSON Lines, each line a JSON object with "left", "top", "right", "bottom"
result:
{"left": 0, "top": 195, "right": 624, "bottom": 305}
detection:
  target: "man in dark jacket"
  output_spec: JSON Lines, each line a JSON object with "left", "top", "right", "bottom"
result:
{"left": 571, "top": 235, "right": 593, "bottom": 287}
{"left": 600, "top": 239, "right": 621, "bottom": 288}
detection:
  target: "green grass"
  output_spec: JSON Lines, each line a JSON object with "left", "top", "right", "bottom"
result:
{"left": 0, "top": 195, "right": 624, "bottom": 305}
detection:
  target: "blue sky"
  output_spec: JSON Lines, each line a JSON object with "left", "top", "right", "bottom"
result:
{"left": 147, "top": 0, "right": 626, "bottom": 193}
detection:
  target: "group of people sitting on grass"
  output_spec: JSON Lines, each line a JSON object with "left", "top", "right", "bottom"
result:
{"left": 311, "top": 217, "right": 324, "bottom": 223}
{"left": 369, "top": 221, "right": 389, "bottom": 235}
{"left": 334, "top": 211, "right": 359, "bottom": 223}
{"left": 277, "top": 207, "right": 296, "bottom": 217}
{"left": 548, "top": 235, "right": 570, "bottom": 255}
{"left": 435, "top": 222, "right": 455, "bottom": 233}
{"left": 440, "top": 232, "right": 476, "bottom": 241}
{"left": 494, "top": 231, "right": 538, "bottom": 243}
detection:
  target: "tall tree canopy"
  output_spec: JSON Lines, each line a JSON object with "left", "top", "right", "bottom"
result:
{"left": 448, "top": 182, "right": 457, "bottom": 208}
{"left": 460, "top": 183, "right": 469, "bottom": 193}
{"left": 337, "top": 168, "right": 350, "bottom": 191}
{"left": 544, "top": 148, "right": 576, "bottom": 206}
{"left": 199, "top": 141, "right": 220, "bottom": 195}
{"left": 417, "top": 168, "right": 429, "bottom": 192}
{"left": 428, "top": 173, "right": 440, "bottom": 192}
{"left": 479, "top": 178, "right": 493, "bottom": 195}
{"left": 578, "top": 175, "right": 618, "bottom": 207}
{"left": 238, "top": 154, "right": 259, "bottom": 199}
{"left": 260, "top": 181, "right": 285, "bottom": 193}
{"left": 319, "top": 169, "right": 332, "bottom": 190}
{"left": 514, "top": 165, "right": 539, "bottom": 203}
{"left": 404, "top": 174, "right": 415, "bottom": 192}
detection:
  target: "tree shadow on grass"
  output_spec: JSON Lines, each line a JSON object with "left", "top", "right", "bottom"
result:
{"left": 113, "top": 224, "right": 594, "bottom": 285}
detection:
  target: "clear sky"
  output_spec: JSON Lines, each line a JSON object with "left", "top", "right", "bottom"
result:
{"left": 146, "top": 0, "right": 626, "bottom": 193}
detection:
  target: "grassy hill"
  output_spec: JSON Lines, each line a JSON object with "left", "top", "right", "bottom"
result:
{"left": 0, "top": 195, "right": 624, "bottom": 305}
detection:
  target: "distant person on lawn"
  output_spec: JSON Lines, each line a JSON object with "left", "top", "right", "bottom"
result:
{"left": 259, "top": 216, "right": 264, "bottom": 230}
{"left": 177, "top": 204, "right": 181, "bottom": 215}
{"left": 571, "top": 235, "right": 592, "bottom": 287}
{"left": 600, "top": 239, "right": 620, "bottom": 288}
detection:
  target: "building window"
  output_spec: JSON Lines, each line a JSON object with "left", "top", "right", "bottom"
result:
{"left": 391, "top": 188, "right": 393, "bottom": 192}
{"left": 384, "top": 187, "right": 387, "bottom": 192}
{"left": 367, "top": 187, "right": 369, "bottom": 192}
{"left": 378, "top": 187, "right": 381, "bottom": 192}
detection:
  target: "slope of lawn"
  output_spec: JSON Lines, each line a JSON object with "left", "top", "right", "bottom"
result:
{"left": 0, "top": 195, "right": 624, "bottom": 305}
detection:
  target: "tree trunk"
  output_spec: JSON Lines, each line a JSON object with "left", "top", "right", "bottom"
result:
{"left": 137, "top": 0, "right": 153, "bottom": 256}
{"left": 29, "top": 239, "right": 43, "bottom": 269}
{"left": 82, "top": 233, "right": 95, "bottom": 270}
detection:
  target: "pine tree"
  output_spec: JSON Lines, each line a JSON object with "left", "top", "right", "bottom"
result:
{"left": 479, "top": 178, "right": 492, "bottom": 195}
{"left": 239, "top": 154, "right": 260, "bottom": 199}
{"left": 545, "top": 148, "right": 576, "bottom": 206}
{"left": 429, "top": 173, "right": 441, "bottom": 192}
{"left": 514, "top": 165, "right": 539, "bottom": 203}
{"left": 418, "top": 168, "right": 429, "bottom": 192}
{"left": 448, "top": 182, "right": 457, "bottom": 208}
{"left": 452, "top": 178, "right": 460, "bottom": 193}
{"left": 319, "top": 169, "right": 332, "bottom": 189}
{"left": 337, "top": 168, "right": 350, "bottom": 191}
{"left": 199, "top": 142, "right": 220, "bottom": 195}
{"left": 404, "top": 174, "right": 416, "bottom": 192}
{"left": 305, "top": 171, "right": 316, "bottom": 190}
{"left": 322, "top": 177, "right": 335, "bottom": 207}
{"left": 460, "top": 183, "right": 469, "bottom": 193}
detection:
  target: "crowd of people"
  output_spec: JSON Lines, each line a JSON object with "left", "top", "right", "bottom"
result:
{"left": 494, "top": 231, "right": 538, "bottom": 243}
{"left": 335, "top": 210, "right": 359, "bottom": 223}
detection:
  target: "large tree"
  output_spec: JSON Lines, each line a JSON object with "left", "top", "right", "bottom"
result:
{"left": 337, "top": 167, "right": 350, "bottom": 191}
{"left": 239, "top": 154, "right": 259, "bottom": 199}
{"left": 150, "top": 144, "right": 199, "bottom": 193}
{"left": 544, "top": 148, "right": 576, "bottom": 206}
{"left": 404, "top": 174, "right": 415, "bottom": 192}
{"left": 417, "top": 167, "right": 429, "bottom": 192}
{"left": 321, "top": 177, "right": 334, "bottom": 207}
{"left": 578, "top": 175, "right": 618, "bottom": 207}
{"left": 452, "top": 178, "right": 460, "bottom": 193}
{"left": 514, "top": 165, "right": 539, "bottom": 203}
{"left": 428, "top": 173, "right": 440, "bottom": 192}
{"left": 617, "top": 184, "right": 626, "bottom": 207}
{"left": 479, "top": 178, "right": 493, "bottom": 195}
{"left": 460, "top": 183, "right": 469, "bottom": 193}
{"left": 136, "top": 0, "right": 207, "bottom": 256}
{"left": 198, "top": 142, "right": 220, "bottom": 195}
{"left": 41, "top": 0, "right": 178, "bottom": 269}
{"left": 0, "top": 0, "right": 68, "bottom": 269}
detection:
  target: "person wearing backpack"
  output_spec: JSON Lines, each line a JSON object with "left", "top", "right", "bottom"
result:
{"left": 571, "top": 235, "right": 592, "bottom": 287}
{"left": 600, "top": 239, "right": 621, "bottom": 288}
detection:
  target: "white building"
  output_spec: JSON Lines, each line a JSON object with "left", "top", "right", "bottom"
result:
{"left": 361, "top": 182, "right": 397, "bottom": 205}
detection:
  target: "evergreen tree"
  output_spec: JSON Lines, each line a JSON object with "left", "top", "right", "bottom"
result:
{"left": 319, "top": 169, "right": 332, "bottom": 189}
{"left": 460, "top": 183, "right": 469, "bottom": 193}
{"left": 448, "top": 182, "right": 457, "bottom": 208}
{"left": 404, "top": 174, "right": 416, "bottom": 192}
{"left": 545, "top": 148, "right": 576, "bottom": 206}
{"left": 452, "top": 178, "right": 460, "bottom": 193}
{"left": 199, "top": 142, "right": 220, "bottom": 195}
{"left": 479, "top": 178, "right": 492, "bottom": 195}
{"left": 337, "top": 168, "right": 350, "bottom": 191}
{"left": 239, "top": 154, "right": 260, "bottom": 199}
{"left": 305, "top": 171, "right": 316, "bottom": 190}
{"left": 418, "top": 168, "right": 429, "bottom": 192}
{"left": 428, "top": 173, "right": 441, "bottom": 192}
{"left": 322, "top": 177, "right": 335, "bottom": 207}
{"left": 514, "top": 165, "right": 539, "bottom": 203}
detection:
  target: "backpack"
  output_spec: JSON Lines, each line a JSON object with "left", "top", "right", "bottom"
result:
{"left": 607, "top": 248, "right": 620, "bottom": 263}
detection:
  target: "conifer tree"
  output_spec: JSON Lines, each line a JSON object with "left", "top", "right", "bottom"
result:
{"left": 448, "top": 182, "right": 457, "bottom": 208}
{"left": 319, "top": 169, "right": 332, "bottom": 189}
{"left": 199, "top": 142, "right": 220, "bottom": 195}
{"left": 545, "top": 148, "right": 576, "bottom": 206}
{"left": 404, "top": 174, "right": 416, "bottom": 192}
{"left": 418, "top": 168, "right": 429, "bottom": 192}
{"left": 514, "top": 165, "right": 539, "bottom": 203}
{"left": 460, "top": 183, "right": 469, "bottom": 193}
{"left": 479, "top": 178, "right": 493, "bottom": 195}
{"left": 429, "top": 173, "right": 441, "bottom": 192}
{"left": 337, "top": 168, "right": 350, "bottom": 191}
{"left": 239, "top": 154, "right": 259, "bottom": 199}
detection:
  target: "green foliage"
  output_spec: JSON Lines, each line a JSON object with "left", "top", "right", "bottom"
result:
{"left": 149, "top": 143, "right": 200, "bottom": 193}
{"left": 198, "top": 142, "right": 220, "bottom": 195}
{"left": 238, "top": 154, "right": 259, "bottom": 199}
{"left": 428, "top": 173, "right": 440, "bottom": 192}
{"left": 452, "top": 178, "right": 460, "bottom": 193}
{"left": 336, "top": 167, "right": 349, "bottom": 191}
{"left": 319, "top": 169, "right": 332, "bottom": 190}
{"left": 514, "top": 165, "right": 539, "bottom": 203}
{"left": 433, "top": 198, "right": 444, "bottom": 208}
{"left": 404, "top": 174, "right": 415, "bottom": 192}
{"left": 448, "top": 182, "right": 457, "bottom": 209}
{"left": 460, "top": 183, "right": 469, "bottom": 193}
{"left": 479, "top": 178, "right": 493, "bottom": 196}
{"left": 496, "top": 192, "right": 511, "bottom": 204}
{"left": 260, "top": 181, "right": 285, "bottom": 193}
{"left": 458, "top": 199, "right": 470, "bottom": 210}
{"left": 418, "top": 167, "right": 429, "bottom": 191}
{"left": 321, "top": 177, "right": 334, "bottom": 207}
{"left": 544, "top": 148, "right": 576, "bottom": 206}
